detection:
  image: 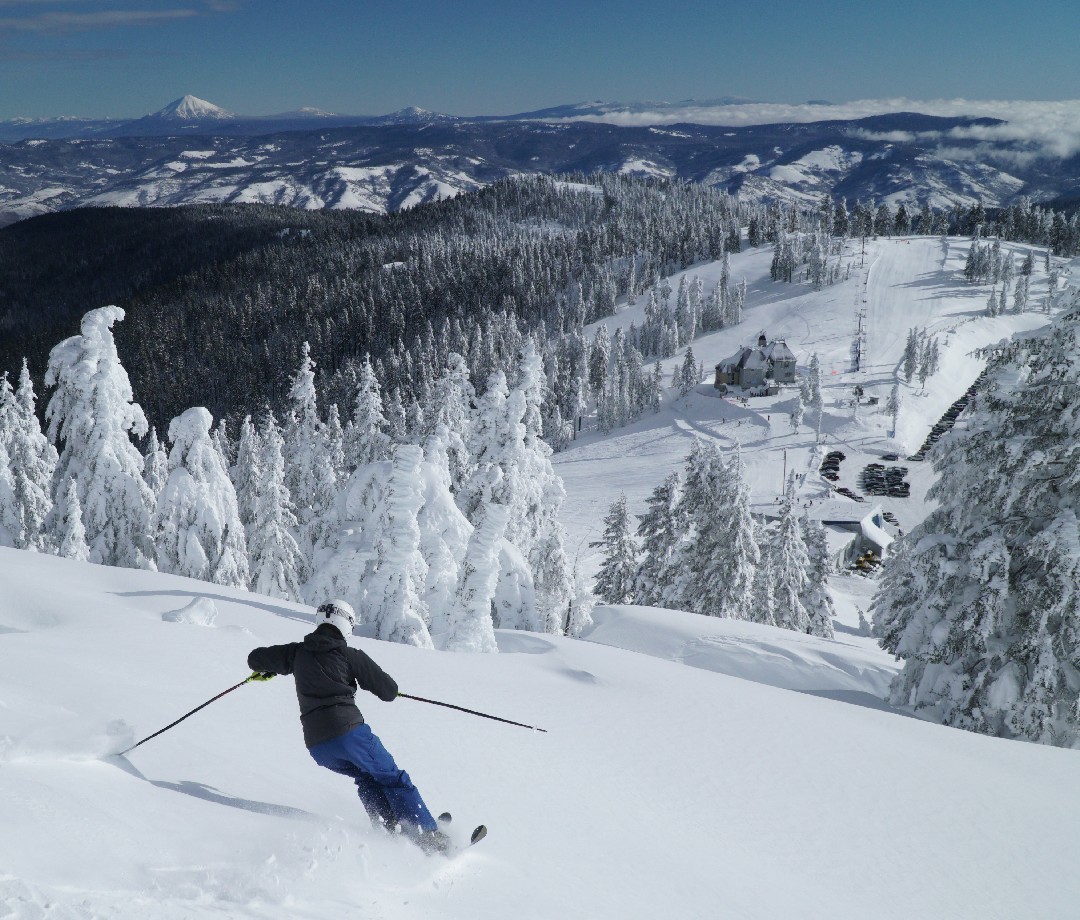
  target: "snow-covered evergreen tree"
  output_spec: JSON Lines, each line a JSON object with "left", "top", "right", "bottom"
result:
{"left": 460, "top": 359, "right": 570, "bottom": 633}
{"left": 808, "top": 353, "right": 823, "bottom": 415}
{"left": 249, "top": 412, "right": 306, "bottom": 601}
{"left": 364, "top": 445, "right": 433, "bottom": 648}
{"left": 565, "top": 556, "right": 596, "bottom": 637}
{"left": 677, "top": 348, "right": 698, "bottom": 397}
{"left": 790, "top": 388, "right": 805, "bottom": 432}
{"left": 384, "top": 387, "right": 408, "bottom": 445}
{"left": 633, "top": 472, "right": 686, "bottom": 607}
{"left": 514, "top": 343, "right": 574, "bottom": 631}
{"left": 902, "top": 329, "right": 919, "bottom": 383}
{"left": 1013, "top": 273, "right": 1029, "bottom": 314}
{"left": 212, "top": 419, "right": 234, "bottom": 469}
{"left": 0, "top": 441, "right": 18, "bottom": 547}
{"left": 308, "top": 424, "right": 487, "bottom": 649}
{"left": 0, "top": 373, "right": 13, "bottom": 449}
{"left": 413, "top": 425, "right": 471, "bottom": 640}
{"left": 143, "top": 427, "right": 170, "bottom": 497}
{"left": 284, "top": 342, "right": 323, "bottom": 556}
{"left": 2, "top": 362, "right": 56, "bottom": 551}
{"left": 54, "top": 476, "right": 89, "bottom": 562}
{"left": 459, "top": 371, "right": 516, "bottom": 523}
{"left": 885, "top": 384, "right": 901, "bottom": 435}
{"left": 427, "top": 352, "right": 474, "bottom": 493}
{"left": 345, "top": 355, "right": 391, "bottom": 470}
{"left": 770, "top": 481, "right": 810, "bottom": 632}
{"left": 591, "top": 494, "right": 638, "bottom": 604}
{"left": 588, "top": 325, "right": 610, "bottom": 402}
{"left": 306, "top": 412, "right": 342, "bottom": 565}
{"left": 751, "top": 525, "right": 776, "bottom": 628}
{"left": 800, "top": 519, "right": 835, "bottom": 638}
{"left": 232, "top": 415, "right": 262, "bottom": 541}
{"left": 873, "top": 292, "right": 1080, "bottom": 745}
{"left": 679, "top": 442, "right": 759, "bottom": 619}
{"left": 44, "top": 307, "right": 155, "bottom": 569}
{"left": 153, "top": 407, "right": 249, "bottom": 588}
{"left": 445, "top": 502, "right": 508, "bottom": 653}
{"left": 1001, "top": 253, "right": 1015, "bottom": 292}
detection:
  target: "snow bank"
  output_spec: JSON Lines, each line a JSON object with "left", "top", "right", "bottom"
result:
{"left": 583, "top": 603, "right": 896, "bottom": 698}
{"left": 161, "top": 596, "right": 219, "bottom": 627}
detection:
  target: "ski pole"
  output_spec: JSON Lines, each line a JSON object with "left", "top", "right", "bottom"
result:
{"left": 117, "top": 674, "right": 258, "bottom": 756}
{"left": 398, "top": 692, "right": 547, "bottom": 733}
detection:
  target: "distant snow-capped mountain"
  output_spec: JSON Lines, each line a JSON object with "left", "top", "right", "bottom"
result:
{"left": 150, "top": 94, "right": 235, "bottom": 121}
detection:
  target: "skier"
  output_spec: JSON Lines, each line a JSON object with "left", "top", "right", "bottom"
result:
{"left": 247, "top": 598, "right": 449, "bottom": 854}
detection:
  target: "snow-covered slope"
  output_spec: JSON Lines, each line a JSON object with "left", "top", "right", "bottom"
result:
{"left": 4, "top": 546, "right": 1080, "bottom": 919}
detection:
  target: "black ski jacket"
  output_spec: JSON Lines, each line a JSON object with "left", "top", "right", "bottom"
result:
{"left": 248, "top": 623, "right": 399, "bottom": 748}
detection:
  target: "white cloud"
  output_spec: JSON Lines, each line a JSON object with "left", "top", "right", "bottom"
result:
{"left": 548, "top": 98, "right": 1080, "bottom": 162}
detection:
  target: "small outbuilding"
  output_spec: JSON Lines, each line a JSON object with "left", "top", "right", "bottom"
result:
{"left": 802, "top": 500, "right": 893, "bottom": 568}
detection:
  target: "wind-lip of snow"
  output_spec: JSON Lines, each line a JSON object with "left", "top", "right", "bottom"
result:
{"left": 583, "top": 603, "right": 897, "bottom": 696}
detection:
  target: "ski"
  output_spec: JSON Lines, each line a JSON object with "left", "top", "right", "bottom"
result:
{"left": 435, "top": 813, "right": 487, "bottom": 852}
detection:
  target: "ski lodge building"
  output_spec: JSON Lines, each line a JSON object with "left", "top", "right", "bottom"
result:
{"left": 714, "top": 332, "right": 797, "bottom": 392}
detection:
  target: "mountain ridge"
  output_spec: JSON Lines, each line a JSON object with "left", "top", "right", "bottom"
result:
{"left": 1, "top": 112, "right": 1068, "bottom": 228}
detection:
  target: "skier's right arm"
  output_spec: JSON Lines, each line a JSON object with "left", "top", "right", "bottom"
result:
{"left": 247, "top": 643, "right": 299, "bottom": 676}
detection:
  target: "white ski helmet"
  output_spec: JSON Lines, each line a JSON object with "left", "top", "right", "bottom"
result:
{"left": 316, "top": 598, "right": 356, "bottom": 637}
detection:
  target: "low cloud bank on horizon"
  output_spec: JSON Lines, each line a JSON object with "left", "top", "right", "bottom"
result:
{"left": 554, "top": 98, "right": 1080, "bottom": 163}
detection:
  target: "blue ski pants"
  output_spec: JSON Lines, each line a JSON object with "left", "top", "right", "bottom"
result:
{"left": 308, "top": 723, "right": 437, "bottom": 833}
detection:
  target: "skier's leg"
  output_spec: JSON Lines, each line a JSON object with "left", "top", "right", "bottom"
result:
{"left": 309, "top": 731, "right": 396, "bottom": 831}
{"left": 330, "top": 724, "right": 438, "bottom": 833}
{"left": 352, "top": 771, "right": 397, "bottom": 830}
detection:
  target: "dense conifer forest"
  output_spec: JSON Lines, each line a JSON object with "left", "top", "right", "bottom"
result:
{"left": 1, "top": 175, "right": 747, "bottom": 429}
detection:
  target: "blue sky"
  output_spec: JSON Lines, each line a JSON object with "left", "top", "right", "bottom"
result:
{"left": 1, "top": 0, "right": 1079, "bottom": 119}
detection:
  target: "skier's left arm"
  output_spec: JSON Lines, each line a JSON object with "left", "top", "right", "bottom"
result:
{"left": 247, "top": 643, "right": 299, "bottom": 676}
{"left": 347, "top": 647, "right": 399, "bottom": 701}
